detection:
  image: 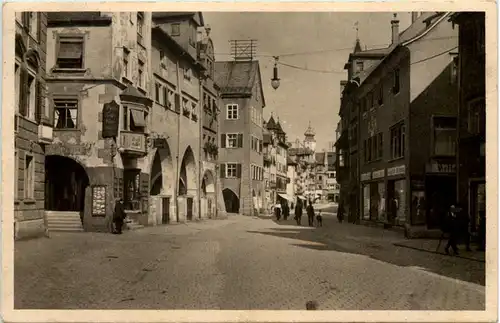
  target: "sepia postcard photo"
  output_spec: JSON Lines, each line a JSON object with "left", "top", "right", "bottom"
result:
{"left": 1, "top": 1, "right": 497, "bottom": 322}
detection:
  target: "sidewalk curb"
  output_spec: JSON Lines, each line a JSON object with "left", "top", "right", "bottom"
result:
{"left": 393, "top": 243, "right": 485, "bottom": 263}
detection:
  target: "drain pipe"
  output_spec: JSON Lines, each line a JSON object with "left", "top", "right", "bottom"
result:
{"left": 198, "top": 76, "right": 205, "bottom": 220}
{"left": 174, "top": 60, "right": 181, "bottom": 223}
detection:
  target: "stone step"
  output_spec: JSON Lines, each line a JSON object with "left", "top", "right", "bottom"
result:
{"left": 49, "top": 227, "right": 85, "bottom": 233}
{"left": 47, "top": 217, "right": 82, "bottom": 223}
{"left": 48, "top": 221, "right": 83, "bottom": 228}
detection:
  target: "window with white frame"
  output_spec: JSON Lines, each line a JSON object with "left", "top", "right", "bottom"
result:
{"left": 137, "top": 12, "right": 144, "bottom": 45}
{"left": 159, "top": 50, "right": 167, "bottom": 69}
{"left": 226, "top": 163, "right": 237, "bottom": 178}
{"left": 25, "top": 71, "right": 36, "bottom": 120}
{"left": 226, "top": 133, "right": 238, "bottom": 148}
{"left": 155, "top": 82, "right": 161, "bottom": 103}
{"left": 24, "top": 154, "right": 34, "bottom": 199}
{"left": 54, "top": 99, "right": 78, "bottom": 129}
{"left": 191, "top": 102, "right": 197, "bottom": 115}
{"left": 226, "top": 104, "right": 238, "bottom": 120}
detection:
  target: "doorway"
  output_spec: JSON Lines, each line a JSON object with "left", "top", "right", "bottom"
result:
{"left": 162, "top": 197, "right": 170, "bottom": 224}
{"left": 187, "top": 197, "right": 193, "bottom": 221}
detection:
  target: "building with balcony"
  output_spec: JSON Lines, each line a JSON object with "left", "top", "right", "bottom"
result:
{"left": 263, "top": 115, "right": 289, "bottom": 209}
{"left": 14, "top": 12, "right": 50, "bottom": 240}
{"left": 450, "top": 12, "right": 485, "bottom": 245}
{"left": 44, "top": 12, "right": 154, "bottom": 232}
{"left": 215, "top": 57, "right": 266, "bottom": 215}
{"left": 338, "top": 12, "right": 459, "bottom": 236}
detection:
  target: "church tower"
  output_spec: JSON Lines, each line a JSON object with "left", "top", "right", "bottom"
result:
{"left": 303, "top": 121, "right": 316, "bottom": 152}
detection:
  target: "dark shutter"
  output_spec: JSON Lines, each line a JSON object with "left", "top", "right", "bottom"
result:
{"left": 259, "top": 140, "right": 263, "bottom": 153}
{"left": 220, "top": 164, "right": 225, "bottom": 178}
{"left": 35, "top": 80, "right": 43, "bottom": 123}
{"left": 237, "top": 133, "right": 243, "bottom": 148}
{"left": 174, "top": 93, "right": 181, "bottom": 112}
{"left": 221, "top": 134, "right": 226, "bottom": 148}
{"left": 19, "top": 68, "right": 28, "bottom": 116}
{"left": 236, "top": 163, "right": 242, "bottom": 178}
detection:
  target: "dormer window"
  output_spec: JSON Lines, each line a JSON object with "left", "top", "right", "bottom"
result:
{"left": 171, "top": 23, "right": 180, "bottom": 36}
{"left": 356, "top": 61, "right": 364, "bottom": 72}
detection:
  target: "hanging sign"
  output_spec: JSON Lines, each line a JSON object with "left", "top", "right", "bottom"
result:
{"left": 426, "top": 161, "right": 456, "bottom": 173}
{"left": 102, "top": 100, "right": 120, "bottom": 138}
{"left": 361, "top": 172, "right": 371, "bottom": 181}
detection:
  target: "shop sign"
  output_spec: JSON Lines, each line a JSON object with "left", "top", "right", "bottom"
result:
{"left": 372, "top": 169, "right": 385, "bottom": 179}
{"left": 427, "top": 161, "right": 456, "bottom": 173}
{"left": 46, "top": 142, "right": 93, "bottom": 157}
{"left": 361, "top": 172, "right": 371, "bottom": 181}
{"left": 387, "top": 165, "right": 405, "bottom": 177}
{"left": 102, "top": 100, "right": 120, "bottom": 138}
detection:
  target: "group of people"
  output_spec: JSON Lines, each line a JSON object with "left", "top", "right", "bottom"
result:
{"left": 274, "top": 197, "right": 322, "bottom": 227}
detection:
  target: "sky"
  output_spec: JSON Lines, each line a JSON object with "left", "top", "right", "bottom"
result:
{"left": 204, "top": 12, "right": 411, "bottom": 151}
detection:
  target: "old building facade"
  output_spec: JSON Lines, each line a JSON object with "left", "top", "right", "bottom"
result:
{"left": 45, "top": 12, "right": 154, "bottom": 232}
{"left": 337, "top": 12, "right": 459, "bottom": 235}
{"left": 325, "top": 151, "right": 339, "bottom": 202}
{"left": 215, "top": 59, "right": 266, "bottom": 216}
{"left": 263, "top": 115, "right": 289, "bottom": 209}
{"left": 14, "top": 12, "right": 50, "bottom": 239}
{"left": 451, "top": 12, "right": 486, "bottom": 246}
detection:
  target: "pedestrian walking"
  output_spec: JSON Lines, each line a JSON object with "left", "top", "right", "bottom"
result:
{"left": 283, "top": 201, "right": 290, "bottom": 221}
{"left": 337, "top": 201, "right": 344, "bottom": 223}
{"left": 445, "top": 204, "right": 460, "bottom": 256}
{"left": 294, "top": 198, "right": 303, "bottom": 225}
{"left": 274, "top": 202, "right": 282, "bottom": 221}
{"left": 113, "top": 198, "right": 126, "bottom": 234}
{"left": 307, "top": 200, "right": 315, "bottom": 227}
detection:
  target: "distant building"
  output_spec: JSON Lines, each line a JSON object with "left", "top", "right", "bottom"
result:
{"left": 263, "top": 115, "right": 289, "bottom": 210}
{"left": 326, "top": 151, "right": 339, "bottom": 202}
{"left": 215, "top": 58, "right": 266, "bottom": 216}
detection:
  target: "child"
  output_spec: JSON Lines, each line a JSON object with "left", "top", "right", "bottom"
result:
{"left": 316, "top": 210, "right": 323, "bottom": 227}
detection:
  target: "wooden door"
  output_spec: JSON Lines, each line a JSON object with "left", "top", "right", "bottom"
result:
{"left": 162, "top": 197, "right": 170, "bottom": 224}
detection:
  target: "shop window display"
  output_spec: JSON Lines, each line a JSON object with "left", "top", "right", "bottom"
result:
{"left": 363, "top": 185, "right": 370, "bottom": 220}
{"left": 411, "top": 191, "right": 426, "bottom": 225}
{"left": 378, "top": 182, "right": 386, "bottom": 222}
{"left": 394, "top": 180, "right": 406, "bottom": 224}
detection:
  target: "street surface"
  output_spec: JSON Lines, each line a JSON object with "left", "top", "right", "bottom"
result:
{"left": 15, "top": 210, "right": 485, "bottom": 310}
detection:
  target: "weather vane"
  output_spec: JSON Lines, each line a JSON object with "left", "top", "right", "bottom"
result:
{"left": 354, "top": 21, "right": 359, "bottom": 39}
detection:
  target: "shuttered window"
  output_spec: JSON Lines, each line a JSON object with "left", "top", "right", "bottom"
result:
{"left": 57, "top": 37, "right": 84, "bottom": 69}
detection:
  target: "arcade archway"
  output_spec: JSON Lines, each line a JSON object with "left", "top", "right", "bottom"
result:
{"left": 45, "top": 155, "right": 89, "bottom": 212}
{"left": 223, "top": 188, "right": 239, "bottom": 214}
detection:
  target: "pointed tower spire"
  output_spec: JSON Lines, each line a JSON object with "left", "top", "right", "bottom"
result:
{"left": 354, "top": 21, "right": 362, "bottom": 53}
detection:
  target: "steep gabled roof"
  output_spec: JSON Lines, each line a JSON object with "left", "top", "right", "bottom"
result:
{"left": 214, "top": 60, "right": 266, "bottom": 107}
{"left": 266, "top": 115, "right": 278, "bottom": 130}
{"left": 276, "top": 121, "right": 285, "bottom": 134}
{"left": 152, "top": 12, "right": 204, "bottom": 26}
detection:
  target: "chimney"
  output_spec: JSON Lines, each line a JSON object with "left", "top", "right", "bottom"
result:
{"left": 391, "top": 13, "right": 400, "bottom": 44}
{"left": 411, "top": 12, "right": 419, "bottom": 23}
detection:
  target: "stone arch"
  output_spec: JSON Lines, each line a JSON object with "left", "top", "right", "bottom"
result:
{"left": 149, "top": 145, "right": 174, "bottom": 196}
{"left": 178, "top": 146, "right": 196, "bottom": 196}
{"left": 45, "top": 155, "right": 90, "bottom": 213}
{"left": 202, "top": 170, "right": 215, "bottom": 196}
{"left": 223, "top": 188, "right": 239, "bottom": 214}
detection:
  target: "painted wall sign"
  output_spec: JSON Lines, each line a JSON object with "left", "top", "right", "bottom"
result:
{"left": 361, "top": 172, "right": 371, "bottom": 181}
{"left": 427, "top": 161, "right": 456, "bottom": 173}
{"left": 387, "top": 165, "right": 406, "bottom": 177}
{"left": 91, "top": 185, "right": 107, "bottom": 217}
{"left": 372, "top": 169, "right": 385, "bottom": 179}
{"left": 102, "top": 100, "right": 120, "bottom": 138}
{"left": 46, "top": 142, "right": 93, "bottom": 156}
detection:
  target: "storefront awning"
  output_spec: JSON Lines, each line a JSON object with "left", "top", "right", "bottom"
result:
{"left": 278, "top": 193, "right": 291, "bottom": 201}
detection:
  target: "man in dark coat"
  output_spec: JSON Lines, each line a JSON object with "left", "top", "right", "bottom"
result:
{"left": 445, "top": 205, "right": 460, "bottom": 255}
{"left": 113, "top": 198, "right": 126, "bottom": 234}
{"left": 294, "top": 198, "right": 303, "bottom": 225}
{"left": 283, "top": 201, "right": 290, "bottom": 221}
{"left": 307, "top": 200, "right": 315, "bottom": 227}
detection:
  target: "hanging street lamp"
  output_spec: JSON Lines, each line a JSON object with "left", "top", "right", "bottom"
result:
{"left": 271, "top": 56, "right": 280, "bottom": 90}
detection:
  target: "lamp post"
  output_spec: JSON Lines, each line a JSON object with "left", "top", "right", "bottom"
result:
{"left": 271, "top": 56, "right": 280, "bottom": 90}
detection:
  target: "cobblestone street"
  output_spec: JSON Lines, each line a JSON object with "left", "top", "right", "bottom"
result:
{"left": 15, "top": 213, "right": 485, "bottom": 310}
